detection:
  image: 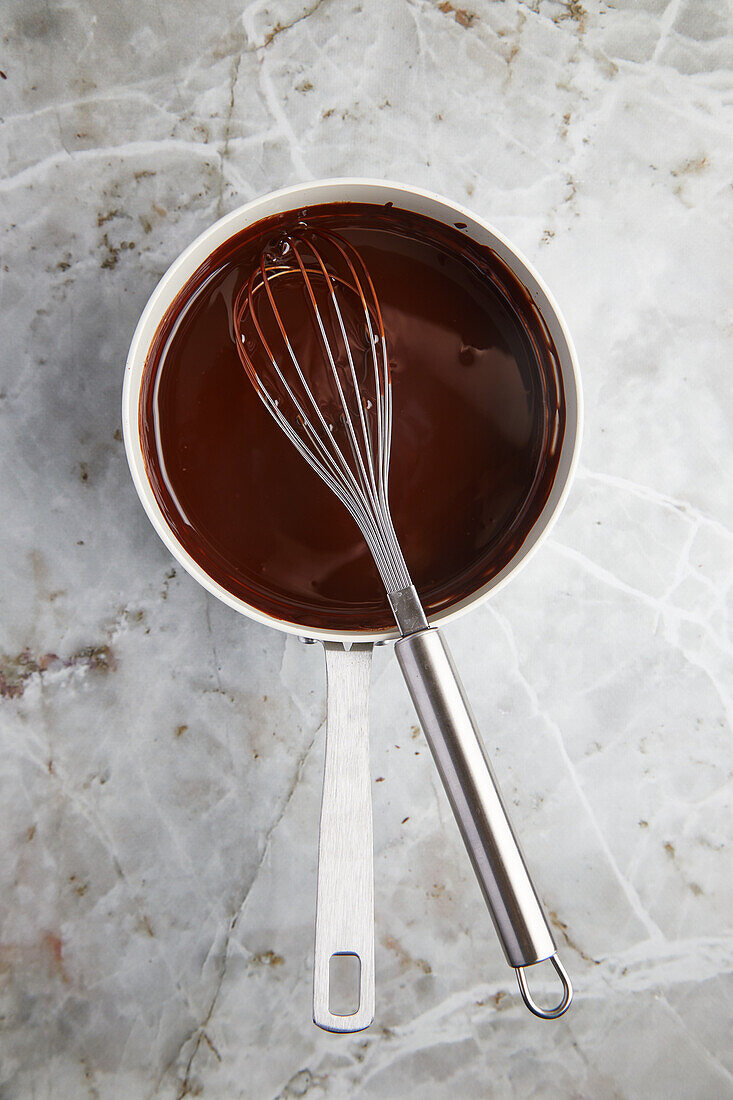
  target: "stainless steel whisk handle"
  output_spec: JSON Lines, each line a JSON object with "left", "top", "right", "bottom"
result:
{"left": 394, "top": 626, "right": 572, "bottom": 1019}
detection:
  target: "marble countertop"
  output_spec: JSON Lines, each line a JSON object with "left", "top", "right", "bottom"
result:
{"left": 1, "top": 0, "right": 732, "bottom": 1096}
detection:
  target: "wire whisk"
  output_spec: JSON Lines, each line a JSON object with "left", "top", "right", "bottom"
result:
{"left": 233, "top": 228, "right": 411, "bottom": 598}
{"left": 232, "top": 224, "right": 572, "bottom": 1023}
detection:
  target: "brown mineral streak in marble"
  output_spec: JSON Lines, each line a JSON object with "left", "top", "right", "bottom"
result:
{"left": 140, "top": 202, "right": 565, "bottom": 632}
{"left": 0, "top": 933, "right": 69, "bottom": 984}
{"left": 0, "top": 644, "right": 115, "bottom": 699}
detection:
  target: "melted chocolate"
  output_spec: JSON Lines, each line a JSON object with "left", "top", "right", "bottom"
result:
{"left": 140, "top": 203, "right": 564, "bottom": 631}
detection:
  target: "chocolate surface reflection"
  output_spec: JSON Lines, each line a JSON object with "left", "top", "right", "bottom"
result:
{"left": 140, "top": 203, "right": 565, "bottom": 631}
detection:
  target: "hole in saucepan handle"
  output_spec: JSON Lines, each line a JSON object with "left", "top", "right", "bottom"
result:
{"left": 329, "top": 952, "right": 361, "bottom": 1016}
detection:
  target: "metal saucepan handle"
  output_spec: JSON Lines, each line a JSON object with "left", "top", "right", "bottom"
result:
{"left": 313, "top": 641, "right": 375, "bottom": 1033}
{"left": 395, "top": 627, "right": 572, "bottom": 1019}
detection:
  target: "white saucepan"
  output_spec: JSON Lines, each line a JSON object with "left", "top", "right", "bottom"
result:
{"left": 122, "top": 178, "right": 582, "bottom": 1030}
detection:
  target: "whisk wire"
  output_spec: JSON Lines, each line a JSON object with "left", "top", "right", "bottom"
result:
{"left": 307, "top": 231, "right": 387, "bottom": 487}
{"left": 289, "top": 236, "right": 381, "bottom": 518}
{"left": 246, "top": 253, "right": 371, "bottom": 529}
{"left": 310, "top": 231, "right": 411, "bottom": 593}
